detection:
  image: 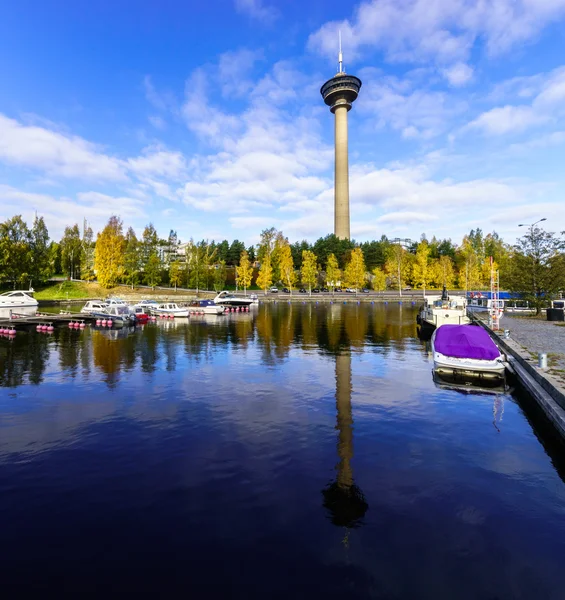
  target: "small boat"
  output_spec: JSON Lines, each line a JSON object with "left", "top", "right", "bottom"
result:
{"left": 214, "top": 291, "right": 255, "bottom": 308}
{"left": 431, "top": 324, "right": 506, "bottom": 380}
{"left": 150, "top": 303, "right": 190, "bottom": 318}
{"left": 135, "top": 299, "right": 160, "bottom": 310}
{"left": 131, "top": 305, "right": 150, "bottom": 323}
{"left": 417, "top": 287, "right": 469, "bottom": 332}
{"left": 188, "top": 300, "right": 225, "bottom": 315}
{"left": 0, "top": 290, "right": 38, "bottom": 317}
{"left": 91, "top": 304, "right": 136, "bottom": 327}
{"left": 81, "top": 300, "right": 109, "bottom": 314}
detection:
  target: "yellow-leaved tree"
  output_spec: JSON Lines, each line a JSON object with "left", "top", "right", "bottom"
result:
{"left": 372, "top": 267, "right": 387, "bottom": 291}
{"left": 300, "top": 250, "right": 318, "bottom": 295}
{"left": 385, "top": 243, "right": 410, "bottom": 296}
{"left": 279, "top": 243, "right": 296, "bottom": 294}
{"left": 169, "top": 260, "right": 182, "bottom": 290}
{"left": 236, "top": 250, "right": 254, "bottom": 295}
{"left": 94, "top": 216, "right": 125, "bottom": 288}
{"left": 412, "top": 240, "right": 430, "bottom": 295}
{"left": 326, "top": 253, "right": 341, "bottom": 293}
{"left": 343, "top": 247, "right": 366, "bottom": 293}
{"left": 438, "top": 255, "right": 455, "bottom": 289}
{"left": 256, "top": 254, "right": 273, "bottom": 294}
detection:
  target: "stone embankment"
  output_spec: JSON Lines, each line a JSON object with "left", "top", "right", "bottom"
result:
{"left": 500, "top": 313, "right": 565, "bottom": 373}
{"left": 475, "top": 312, "right": 565, "bottom": 438}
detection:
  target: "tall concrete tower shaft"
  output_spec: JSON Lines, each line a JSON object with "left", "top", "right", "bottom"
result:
{"left": 321, "top": 53, "right": 361, "bottom": 240}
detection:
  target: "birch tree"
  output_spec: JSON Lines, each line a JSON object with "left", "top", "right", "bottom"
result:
{"left": 343, "top": 247, "right": 366, "bottom": 293}
{"left": 236, "top": 250, "right": 254, "bottom": 295}
{"left": 326, "top": 253, "right": 341, "bottom": 293}
{"left": 412, "top": 240, "right": 430, "bottom": 295}
{"left": 279, "top": 243, "right": 296, "bottom": 293}
{"left": 94, "top": 216, "right": 125, "bottom": 288}
{"left": 300, "top": 250, "right": 318, "bottom": 295}
{"left": 256, "top": 255, "right": 273, "bottom": 294}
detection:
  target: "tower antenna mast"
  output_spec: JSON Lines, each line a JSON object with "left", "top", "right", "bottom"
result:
{"left": 338, "top": 30, "right": 344, "bottom": 74}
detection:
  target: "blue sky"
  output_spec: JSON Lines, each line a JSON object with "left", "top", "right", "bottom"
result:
{"left": 1, "top": 0, "right": 565, "bottom": 246}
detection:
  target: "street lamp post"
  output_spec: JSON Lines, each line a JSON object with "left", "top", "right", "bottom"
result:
{"left": 518, "top": 218, "right": 547, "bottom": 300}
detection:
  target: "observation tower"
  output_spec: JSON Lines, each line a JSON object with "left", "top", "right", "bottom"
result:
{"left": 320, "top": 34, "right": 362, "bottom": 240}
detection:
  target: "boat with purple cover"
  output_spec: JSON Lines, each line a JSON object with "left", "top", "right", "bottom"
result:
{"left": 431, "top": 324, "right": 506, "bottom": 380}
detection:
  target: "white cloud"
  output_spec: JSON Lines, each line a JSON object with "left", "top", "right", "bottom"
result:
{"left": 0, "top": 185, "right": 146, "bottom": 239}
{"left": 218, "top": 48, "right": 263, "bottom": 98}
{"left": 442, "top": 62, "right": 474, "bottom": 87}
{"left": 128, "top": 147, "right": 187, "bottom": 179}
{"left": 182, "top": 69, "right": 241, "bottom": 143}
{"left": 234, "top": 0, "right": 278, "bottom": 24}
{"left": 358, "top": 75, "right": 467, "bottom": 138}
{"left": 148, "top": 115, "right": 167, "bottom": 130}
{"left": 468, "top": 105, "right": 547, "bottom": 135}
{"left": 308, "top": 0, "right": 565, "bottom": 83}
{"left": 467, "top": 66, "right": 565, "bottom": 135}
{"left": 0, "top": 114, "right": 127, "bottom": 181}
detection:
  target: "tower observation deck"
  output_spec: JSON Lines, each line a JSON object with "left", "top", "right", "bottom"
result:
{"left": 320, "top": 41, "right": 362, "bottom": 240}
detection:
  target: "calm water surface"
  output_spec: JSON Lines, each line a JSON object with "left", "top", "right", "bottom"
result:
{"left": 1, "top": 304, "right": 564, "bottom": 598}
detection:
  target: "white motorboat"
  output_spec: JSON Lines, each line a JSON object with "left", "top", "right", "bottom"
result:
{"left": 214, "top": 291, "right": 255, "bottom": 308}
{"left": 188, "top": 300, "right": 225, "bottom": 315}
{"left": 0, "top": 290, "right": 38, "bottom": 317}
{"left": 81, "top": 300, "right": 108, "bottom": 314}
{"left": 417, "top": 287, "right": 469, "bottom": 332}
{"left": 150, "top": 303, "right": 190, "bottom": 318}
{"left": 431, "top": 324, "right": 506, "bottom": 380}
{"left": 91, "top": 304, "right": 136, "bottom": 326}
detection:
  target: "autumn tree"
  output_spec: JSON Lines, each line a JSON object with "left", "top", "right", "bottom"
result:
{"left": 385, "top": 243, "right": 409, "bottom": 296}
{"left": 326, "top": 253, "right": 341, "bottom": 293}
{"left": 372, "top": 267, "right": 387, "bottom": 291}
{"left": 94, "top": 216, "right": 125, "bottom": 288}
{"left": 256, "top": 254, "right": 273, "bottom": 294}
{"left": 343, "top": 247, "right": 367, "bottom": 293}
{"left": 412, "top": 240, "right": 430, "bottom": 295}
{"left": 279, "top": 242, "right": 296, "bottom": 293}
{"left": 236, "top": 250, "right": 254, "bottom": 295}
{"left": 300, "top": 250, "right": 318, "bottom": 295}
{"left": 169, "top": 260, "right": 182, "bottom": 290}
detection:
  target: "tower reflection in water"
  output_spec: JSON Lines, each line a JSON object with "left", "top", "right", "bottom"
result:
{"left": 323, "top": 352, "right": 368, "bottom": 528}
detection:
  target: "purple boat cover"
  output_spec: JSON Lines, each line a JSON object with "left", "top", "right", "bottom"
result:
{"left": 434, "top": 325, "right": 500, "bottom": 360}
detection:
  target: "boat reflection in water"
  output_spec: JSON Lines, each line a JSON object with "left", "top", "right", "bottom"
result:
{"left": 432, "top": 370, "right": 509, "bottom": 395}
{"left": 322, "top": 352, "right": 368, "bottom": 529}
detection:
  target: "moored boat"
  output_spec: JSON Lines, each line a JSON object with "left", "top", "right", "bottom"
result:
{"left": 150, "top": 303, "right": 190, "bottom": 318}
{"left": 91, "top": 304, "right": 136, "bottom": 327}
{"left": 0, "top": 290, "right": 38, "bottom": 317}
{"left": 214, "top": 291, "right": 255, "bottom": 308}
{"left": 188, "top": 300, "right": 225, "bottom": 315}
{"left": 431, "top": 324, "right": 506, "bottom": 380}
{"left": 81, "top": 300, "right": 109, "bottom": 314}
{"left": 417, "top": 287, "right": 469, "bottom": 333}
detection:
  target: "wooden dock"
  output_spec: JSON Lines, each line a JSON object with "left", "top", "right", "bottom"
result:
{"left": 0, "top": 312, "right": 97, "bottom": 332}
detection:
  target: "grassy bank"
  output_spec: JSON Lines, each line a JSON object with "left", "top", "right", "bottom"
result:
{"left": 33, "top": 281, "right": 206, "bottom": 301}
{"left": 34, "top": 281, "right": 104, "bottom": 300}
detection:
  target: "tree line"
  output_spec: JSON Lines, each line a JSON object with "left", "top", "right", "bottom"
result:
{"left": 1, "top": 215, "right": 564, "bottom": 309}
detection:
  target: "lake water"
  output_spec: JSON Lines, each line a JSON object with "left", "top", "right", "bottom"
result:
{"left": 1, "top": 303, "right": 564, "bottom": 598}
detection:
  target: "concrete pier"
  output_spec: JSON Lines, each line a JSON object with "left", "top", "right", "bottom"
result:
{"left": 472, "top": 313, "right": 565, "bottom": 439}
